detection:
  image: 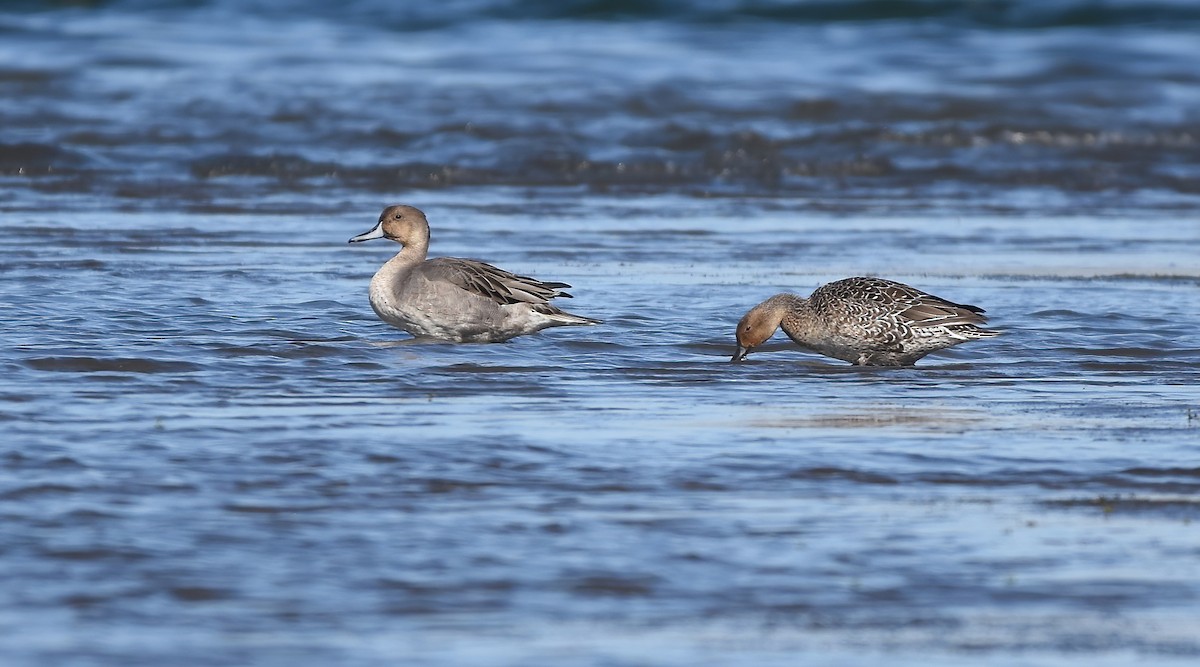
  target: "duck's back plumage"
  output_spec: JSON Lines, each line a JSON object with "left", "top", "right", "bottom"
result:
{"left": 812, "top": 277, "right": 987, "bottom": 331}
{"left": 799, "top": 277, "right": 996, "bottom": 364}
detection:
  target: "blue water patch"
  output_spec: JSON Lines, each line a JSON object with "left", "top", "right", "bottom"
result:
{"left": 2, "top": 2, "right": 1200, "bottom": 665}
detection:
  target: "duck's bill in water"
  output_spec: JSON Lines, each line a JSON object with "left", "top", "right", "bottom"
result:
{"left": 348, "top": 223, "right": 385, "bottom": 243}
{"left": 731, "top": 345, "right": 750, "bottom": 362}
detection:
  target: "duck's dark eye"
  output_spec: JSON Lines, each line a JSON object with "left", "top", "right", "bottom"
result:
{"left": 393, "top": 213, "right": 403, "bottom": 219}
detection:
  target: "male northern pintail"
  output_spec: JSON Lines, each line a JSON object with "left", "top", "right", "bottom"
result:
{"left": 732, "top": 277, "right": 999, "bottom": 366}
{"left": 349, "top": 205, "right": 600, "bottom": 342}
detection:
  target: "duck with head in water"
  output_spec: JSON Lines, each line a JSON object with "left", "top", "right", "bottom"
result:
{"left": 732, "top": 277, "right": 999, "bottom": 366}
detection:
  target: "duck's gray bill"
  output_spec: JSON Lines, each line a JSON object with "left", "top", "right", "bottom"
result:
{"left": 731, "top": 346, "right": 749, "bottom": 362}
{"left": 348, "top": 223, "right": 385, "bottom": 244}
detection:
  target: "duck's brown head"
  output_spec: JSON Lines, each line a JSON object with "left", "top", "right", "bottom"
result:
{"left": 349, "top": 205, "right": 430, "bottom": 247}
{"left": 731, "top": 300, "right": 781, "bottom": 362}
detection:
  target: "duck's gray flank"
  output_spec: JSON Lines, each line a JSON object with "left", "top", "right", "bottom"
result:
{"left": 733, "top": 276, "right": 999, "bottom": 366}
{"left": 349, "top": 205, "right": 600, "bottom": 343}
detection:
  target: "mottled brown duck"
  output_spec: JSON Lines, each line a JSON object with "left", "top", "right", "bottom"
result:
{"left": 732, "top": 277, "right": 999, "bottom": 366}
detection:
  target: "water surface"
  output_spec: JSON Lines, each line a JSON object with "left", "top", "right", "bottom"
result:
{"left": 2, "top": 2, "right": 1199, "bottom": 665}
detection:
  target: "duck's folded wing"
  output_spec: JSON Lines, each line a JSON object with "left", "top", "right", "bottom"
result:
{"left": 900, "top": 298, "right": 988, "bottom": 327}
{"left": 422, "top": 257, "right": 573, "bottom": 306}
{"left": 879, "top": 281, "right": 989, "bottom": 328}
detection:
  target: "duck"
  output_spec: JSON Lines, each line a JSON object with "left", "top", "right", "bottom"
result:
{"left": 732, "top": 277, "right": 999, "bottom": 365}
{"left": 349, "top": 205, "right": 600, "bottom": 342}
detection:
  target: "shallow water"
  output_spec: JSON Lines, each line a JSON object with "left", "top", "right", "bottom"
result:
{"left": 3, "top": 2, "right": 1200, "bottom": 666}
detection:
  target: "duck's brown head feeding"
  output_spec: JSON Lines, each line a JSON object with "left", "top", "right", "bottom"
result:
{"left": 731, "top": 300, "right": 782, "bottom": 362}
{"left": 349, "top": 205, "right": 430, "bottom": 248}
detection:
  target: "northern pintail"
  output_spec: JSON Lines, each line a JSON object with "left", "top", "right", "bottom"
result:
{"left": 732, "top": 277, "right": 999, "bottom": 365}
{"left": 349, "top": 205, "right": 600, "bottom": 342}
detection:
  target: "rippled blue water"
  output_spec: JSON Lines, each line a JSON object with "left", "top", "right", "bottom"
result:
{"left": 3, "top": 2, "right": 1200, "bottom": 665}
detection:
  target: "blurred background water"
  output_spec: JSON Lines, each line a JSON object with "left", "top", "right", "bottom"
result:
{"left": 2, "top": 1, "right": 1199, "bottom": 665}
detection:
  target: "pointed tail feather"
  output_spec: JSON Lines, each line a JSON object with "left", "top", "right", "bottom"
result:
{"left": 549, "top": 312, "right": 602, "bottom": 326}
{"left": 536, "top": 305, "right": 601, "bottom": 326}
